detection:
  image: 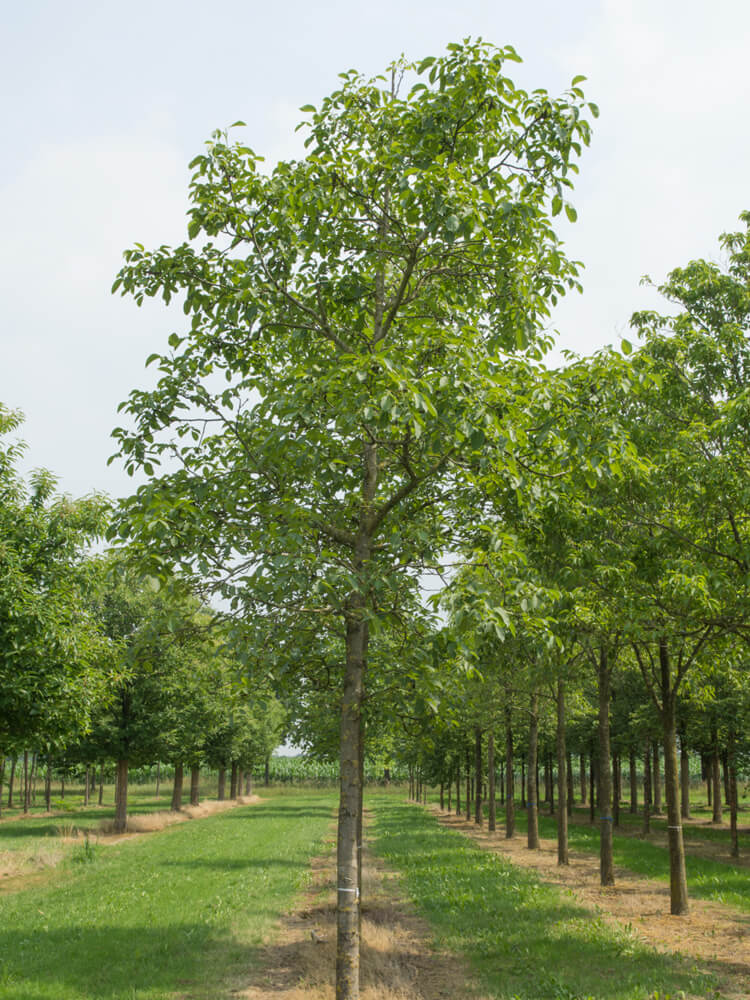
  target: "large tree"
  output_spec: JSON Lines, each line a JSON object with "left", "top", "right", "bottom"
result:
{"left": 110, "top": 41, "right": 596, "bottom": 998}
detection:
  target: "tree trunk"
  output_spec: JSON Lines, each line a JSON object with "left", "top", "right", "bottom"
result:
{"left": 659, "top": 641, "right": 688, "bottom": 915}
{"left": 589, "top": 749, "right": 596, "bottom": 823}
{"left": 30, "top": 752, "right": 38, "bottom": 806}
{"left": 597, "top": 645, "right": 614, "bottom": 886}
{"left": 711, "top": 734, "right": 722, "bottom": 823}
{"left": 580, "top": 753, "right": 587, "bottom": 804}
{"left": 505, "top": 709, "right": 515, "bottom": 838}
{"left": 23, "top": 750, "right": 30, "bottom": 814}
{"left": 643, "top": 743, "right": 652, "bottom": 835}
{"left": 218, "top": 767, "right": 226, "bottom": 801}
{"left": 629, "top": 749, "right": 638, "bottom": 814}
{"left": 556, "top": 678, "right": 569, "bottom": 865}
{"left": 7, "top": 757, "right": 15, "bottom": 808}
{"left": 527, "top": 690, "right": 539, "bottom": 850}
{"left": 613, "top": 753, "right": 621, "bottom": 828}
{"left": 0, "top": 756, "right": 4, "bottom": 819}
{"left": 652, "top": 741, "right": 662, "bottom": 814}
{"left": 465, "top": 749, "right": 471, "bottom": 822}
{"left": 703, "top": 753, "right": 711, "bottom": 807}
{"left": 722, "top": 752, "right": 730, "bottom": 806}
{"left": 488, "top": 731, "right": 496, "bottom": 833}
{"left": 335, "top": 605, "right": 366, "bottom": 1000}
{"left": 264, "top": 755, "right": 270, "bottom": 787}
{"left": 98, "top": 762, "right": 104, "bottom": 805}
{"left": 547, "top": 755, "right": 554, "bottom": 815}
{"left": 474, "top": 726, "right": 482, "bottom": 826}
{"left": 521, "top": 759, "right": 526, "bottom": 809}
{"left": 455, "top": 764, "right": 461, "bottom": 816}
{"left": 230, "top": 761, "right": 239, "bottom": 799}
{"left": 566, "top": 752, "right": 574, "bottom": 817}
{"left": 84, "top": 766, "right": 90, "bottom": 806}
{"left": 155, "top": 762, "right": 161, "bottom": 799}
{"left": 728, "top": 728, "right": 739, "bottom": 859}
{"left": 171, "top": 763, "right": 184, "bottom": 811}
{"left": 190, "top": 766, "right": 200, "bottom": 806}
{"left": 680, "top": 743, "right": 691, "bottom": 819}
{"left": 45, "top": 756, "right": 52, "bottom": 811}
{"left": 114, "top": 758, "right": 128, "bottom": 833}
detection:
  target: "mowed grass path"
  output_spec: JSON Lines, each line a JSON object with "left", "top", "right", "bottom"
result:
{"left": 372, "top": 796, "right": 718, "bottom": 1000}
{"left": 0, "top": 790, "right": 336, "bottom": 999}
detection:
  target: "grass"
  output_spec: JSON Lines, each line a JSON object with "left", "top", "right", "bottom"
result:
{"left": 371, "top": 795, "right": 719, "bottom": 1000}
{"left": 0, "top": 783, "right": 237, "bottom": 860}
{"left": 495, "top": 806, "right": 750, "bottom": 914}
{"left": 0, "top": 788, "right": 336, "bottom": 999}
{"left": 0, "top": 778, "right": 225, "bottom": 824}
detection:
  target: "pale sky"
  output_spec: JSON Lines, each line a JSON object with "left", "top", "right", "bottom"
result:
{"left": 3, "top": 0, "right": 749, "bottom": 499}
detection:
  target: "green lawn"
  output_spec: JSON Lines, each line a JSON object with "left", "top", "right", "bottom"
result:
{"left": 0, "top": 789, "right": 336, "bottom": 999}
{"left": 372, "top": 795, "right": 719, "bottom": 1000}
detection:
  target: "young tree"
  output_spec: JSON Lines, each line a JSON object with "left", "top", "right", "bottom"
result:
{"left": 0, "top": 406, "right": 109, "bottom": 773}
{"left": 110, "top": 41, "right": 597, "bottom": 998}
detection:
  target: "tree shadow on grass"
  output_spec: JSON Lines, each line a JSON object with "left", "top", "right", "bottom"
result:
{"left": 371, "top": 800, "right": 720, "bottom": 1000}
{"left": 160, "top": 856, "right": 305, "bottom": 871}
{"left": 220, "top": 805, "right": 334, "bottom": 821}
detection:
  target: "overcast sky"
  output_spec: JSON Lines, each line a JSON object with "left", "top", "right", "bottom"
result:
{"left": 3, "top": 0, "right": 749, "bottom": 500}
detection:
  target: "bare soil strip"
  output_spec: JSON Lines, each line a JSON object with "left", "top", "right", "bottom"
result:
{"left": 432, "top": 806, "right": 750, "bottom": 1000}
{"left": 236, "top": 817, "right": 491, "bottom": 1000}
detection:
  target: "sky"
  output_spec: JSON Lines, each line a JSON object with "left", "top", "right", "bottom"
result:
{"left": 2, "top": 0, "right": 749, "bottom": 500}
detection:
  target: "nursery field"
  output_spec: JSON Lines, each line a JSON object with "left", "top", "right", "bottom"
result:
{"left": 0, "top": 789, "right": 336, "bottom": 999}
{"left": 2, "top": 786, "right": 749, "bottom": 999}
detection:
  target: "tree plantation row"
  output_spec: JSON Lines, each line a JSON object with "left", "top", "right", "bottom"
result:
{"left": 0, "top": 439, "right": 286, "bottom": 832}
{"left": 3, "top": 40, "right": 749, "bottom": 1000}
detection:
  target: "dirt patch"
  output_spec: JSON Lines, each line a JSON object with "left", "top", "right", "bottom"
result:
{"left": 433, "top": 807, "right": 750, "bottom": 1000}
{"left": 236, "top": 817, "right": 490, "bottom": 1000}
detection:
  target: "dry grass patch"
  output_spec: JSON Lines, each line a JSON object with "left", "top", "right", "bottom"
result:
{"left": 0, "top": 844, "right": 64, "bottom": 884}
{"left": 98, "top": 795, "right": 259, "bottom": 836}
{"left": 238, "top": 821, "right": 490, "bottom": 1000}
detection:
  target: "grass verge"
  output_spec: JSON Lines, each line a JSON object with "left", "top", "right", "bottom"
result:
{"left": 0, "top": 788, "right": 336, "bottom": 999}
{"left": 372, "top": 795, "right": 719, "bottom": 1000}
{"left": 502, "top": 808, "right": 750, "bottom": 914}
